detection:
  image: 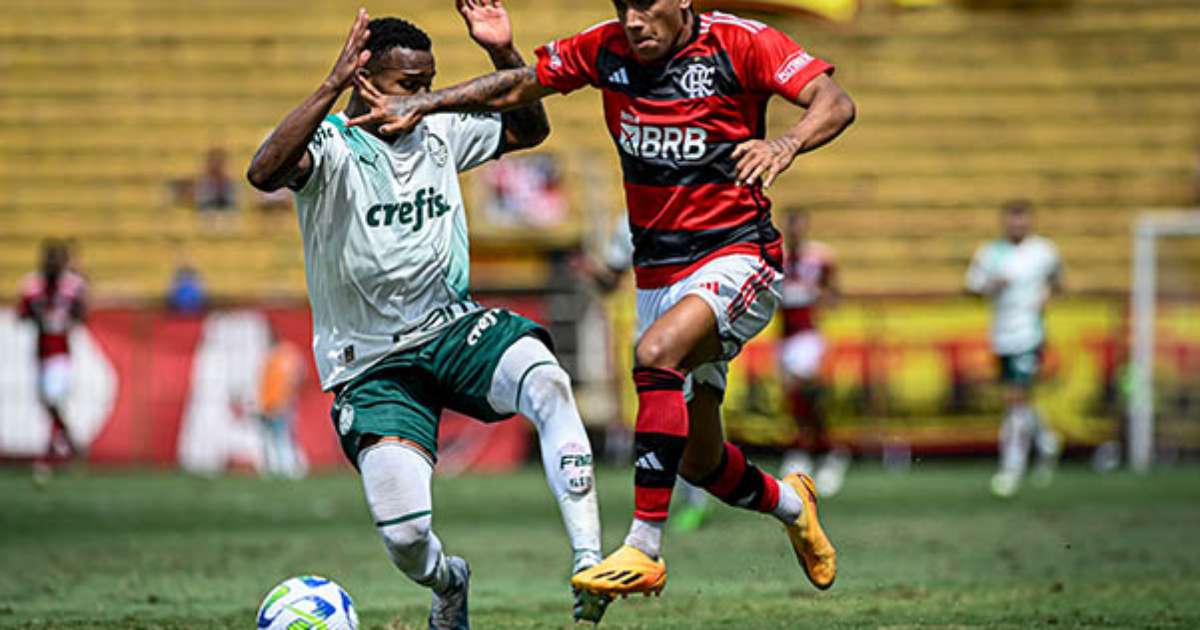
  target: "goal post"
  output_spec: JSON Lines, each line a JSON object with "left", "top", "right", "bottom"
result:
{"left": 1129, "top": 210, "right": 1200, "bottom": 472}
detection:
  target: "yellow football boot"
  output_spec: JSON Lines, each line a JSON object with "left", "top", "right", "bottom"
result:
{"left": 570, "top": 545, "right": 667, "bottom": 597}
{"left": 783, "top": 472, "right": 837, "bottom": 590}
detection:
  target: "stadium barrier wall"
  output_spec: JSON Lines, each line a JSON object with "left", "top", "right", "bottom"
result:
{"left": 0, "top": 306, "right": 529, "bottom": 473}
{"left": 607, "top": 295, "right": 1200, "bottom": 455}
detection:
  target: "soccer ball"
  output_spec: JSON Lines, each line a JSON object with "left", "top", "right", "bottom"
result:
{"left": 256, "top": 575, "right": 359, "bottom": 630}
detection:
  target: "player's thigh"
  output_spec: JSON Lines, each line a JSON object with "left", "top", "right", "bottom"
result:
{"left": 635, "top": 294, "right": 722, "bottom": 370}
{"left": 332, "top": 367, "right": 443, "bottom": 466}
{"left": 432, "top": 308, "right": 551, "bottom": 422}
{"left": 655, "top": 254, "right": 782, "bottom": 373}
{"left": 680, "top": 383, "right": 727, "bottom": 481}
{"left": 39, "top": 355, "right": 71, "bottom": 407}
{"left": 779, "top": 332, "right": 825, "bottom": 382}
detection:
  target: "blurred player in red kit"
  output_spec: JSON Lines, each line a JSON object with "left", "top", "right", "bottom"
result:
{"left": 349, "top": 0, "right": 855, "bottom": 597}
{"left": 18, "top": 239, "right": 88, "bottom": 480}
{"left": 777, "top": 209, "right": 849, "bottom": 497}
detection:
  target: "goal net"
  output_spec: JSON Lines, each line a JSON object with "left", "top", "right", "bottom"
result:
{"left": 1129, "top": 210, "right": 1200, "bottom": 471}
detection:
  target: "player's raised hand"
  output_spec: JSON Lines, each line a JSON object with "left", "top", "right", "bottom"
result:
{"left": 346, "top": 74, "right": 427, "bottom": 135}
{"left": 324, "top": 8, "right": 372, "bottom": 93}
{"left": 732, "top": 136, "right": 802, "bottom": 189}
{"left": 458, "top": 0, "right": 514, "bottom": 52}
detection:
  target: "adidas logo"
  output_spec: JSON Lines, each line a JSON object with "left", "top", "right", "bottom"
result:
{"left": 635, "top": 452, "right": 664, "bottom": 471}
{"left": 608, "top": 67, "right": 630, "bottom": 85}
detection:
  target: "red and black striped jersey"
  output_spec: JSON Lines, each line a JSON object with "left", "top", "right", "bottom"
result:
{"left": 18, "top": 270, "right": 86, "bottom": 359}
{"left": 781, "top": 241, "right": 836, "bottom": 335}
{"left": 534, "top": 11, "right": 833, "bottom": 288}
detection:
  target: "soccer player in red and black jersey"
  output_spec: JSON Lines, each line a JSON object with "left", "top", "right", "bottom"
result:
{"left": 778, "top": 209, "right": 850, "bottom": 498}
{"left": 18, "top": 239, "right": 88, "bottom": 478}
{"left": 350, "top": 0, "right": 854, "bottom": 597}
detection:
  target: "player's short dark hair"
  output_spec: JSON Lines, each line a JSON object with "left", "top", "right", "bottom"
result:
{"left": 1003, "top": 199, "right": 1033, "bottom": 215}
{"left": 41, "top": 238, "right": 68, "bottom": 259}
{"left": 366, "top": 17, "right": 432, "bottom": 62}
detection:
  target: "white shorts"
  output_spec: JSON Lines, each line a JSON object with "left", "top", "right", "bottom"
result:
{"left": 636, "top": 254, "right": 782, "bottom": 396}
{"left": 39, "top": 354, "right": 72, "bottom": 408}
{"left": 779, "top": 331, "right": 826, "bottom": 380}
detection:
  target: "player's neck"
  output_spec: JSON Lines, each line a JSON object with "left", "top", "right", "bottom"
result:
{"left": 344, "top": 94, "right": 368, "bottom": 122}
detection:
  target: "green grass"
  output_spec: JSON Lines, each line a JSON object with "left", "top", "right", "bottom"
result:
{"left": 2, "top": 463, "right": 1199, "bottom": 629}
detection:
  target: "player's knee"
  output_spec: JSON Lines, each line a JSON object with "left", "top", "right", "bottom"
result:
{"left": 379, "top": 518, "right": 432, "bottom": 568}
{"left": 522, "top": 363, "right": 573, "bottom": 420}
{"left": 635, "top": 336, "right": 679, "bottom": 370}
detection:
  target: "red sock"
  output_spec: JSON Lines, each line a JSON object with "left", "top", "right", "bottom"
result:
{"left": 632, "top": 367, "right": 688, "bottom": 522}
{"left": 697, "top": 442, "right": 780, "bottom": 513}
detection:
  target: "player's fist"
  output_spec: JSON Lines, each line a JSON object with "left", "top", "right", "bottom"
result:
{"left": 458, "top": 0, "right": 514, "bottom": 52}
{"left": 325, "top": 8, "right": 372, "bottom": 92}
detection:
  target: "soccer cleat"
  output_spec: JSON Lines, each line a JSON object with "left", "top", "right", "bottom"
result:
{"left": 814, "top": 448, "right": 851, "bottom": 498}
{"left": 783, "top": 472, "right": 837, "bottom": 590}
{"left": 570, "top": 545, "right": 666, "bottom": 597}
{"left": 429, "top": 556, "right": 470, "bottom": 630}
{"left": 990, "top": 471, "right": 1020, "bottom": 498}
{"left": 571, "top": 551, "right": 612, "bottom": 624}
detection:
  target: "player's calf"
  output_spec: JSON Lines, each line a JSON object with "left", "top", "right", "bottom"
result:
{"left": 691, "top": 442, "right": 803, "bottom": 525}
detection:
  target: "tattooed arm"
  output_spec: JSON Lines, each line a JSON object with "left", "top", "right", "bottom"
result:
{"left": 456, "top": 0, "right": 549, "bottom": 152}
{"left": 349, "top": 65, "right": 553, "bottom": 136}
{"left": 486, "top": 46, "right": 550, "bottom": 152}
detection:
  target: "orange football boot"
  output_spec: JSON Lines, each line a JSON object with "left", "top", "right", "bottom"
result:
{"left": 570, "top": 545, "right": 667, "bottom": 598}
{"left": 783, "top": 472, "right": 837, "bottom": 590}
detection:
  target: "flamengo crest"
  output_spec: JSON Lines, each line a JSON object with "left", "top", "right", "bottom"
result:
{"left": 678, "top": 63, "right": 715, "bottom": 99}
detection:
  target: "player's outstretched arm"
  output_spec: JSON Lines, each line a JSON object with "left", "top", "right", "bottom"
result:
{"left": 348, "top": 64, "right": 553, "bottom": 136}
{"left": 457, "top": 0, "right": 549, "bottom": 152}
{"left": 247, "top": 9, "right": 371, "bottom": 192}
{"left": 733, "top": 74, "right": 856, "bottom": 188}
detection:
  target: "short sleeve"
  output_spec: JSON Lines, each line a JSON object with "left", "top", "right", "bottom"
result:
{"left": 533, "top": 22, "right": 609, "bottom": 94}
{"left": 432, "top": 112, "right": 504, "bottom": 173}
{"left": 294, "top": 119, "right": 349, "bottom": 196}
{"left": 1045, "top": 241, "right": 1064, "bottom": 280}
{"left": 603, "top": 213, "right": 635, "bottom": 272}
{"left": 965, "top": 245, "right": 993, "bottom": 293}
{"left": 739, "top": 26, "right": 833, "bottom": 101}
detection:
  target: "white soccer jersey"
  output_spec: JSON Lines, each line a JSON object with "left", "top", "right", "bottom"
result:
{"left": 294, "top": 111, "right": 503, "bottom": 390}
{"left": 965, "top": 235, "right": 1062, "bottom": 356}
{"left": 603, "top": 211, "right": 634, "bottom": 273}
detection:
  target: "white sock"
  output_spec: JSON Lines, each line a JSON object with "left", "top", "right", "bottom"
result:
{"left": 358, "top": 442, "right": 451, "bottom": 592}
{"left": 677, "top": 479, "right": 708, "bottom": 509}
{"left": 488, "top": 336, "right": 603, "bottom": 560}
{"left": 999, "top": 404, "right": 1035, "bottom": 477}
{"left": 772, "top": 480, "right": 804, "bottom": 524}
{"left": 624, "top": 518, "right": 664, "bottom": 558}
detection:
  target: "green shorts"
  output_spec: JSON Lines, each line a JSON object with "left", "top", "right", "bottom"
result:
{"left": 997, "top": 346, "right": 1043, "bottom": 388}
{"left": 330, "top": 308, "right": 550, "bottom": 465}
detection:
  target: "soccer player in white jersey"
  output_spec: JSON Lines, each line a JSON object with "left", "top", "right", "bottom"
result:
{"left": 247, "top": 5, "right": 606, "bottom": 627}
{"left": 965, "top": 200, "right": 1064, "bottom": 498}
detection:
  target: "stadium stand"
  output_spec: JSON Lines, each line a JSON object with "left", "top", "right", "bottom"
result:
{"left": 1, "top": 0, "right": 1197, "bottom": 299}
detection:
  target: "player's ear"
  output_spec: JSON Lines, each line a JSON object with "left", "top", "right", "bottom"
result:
{"left": 678, "top": 0, "right": 693, "bottom": 13}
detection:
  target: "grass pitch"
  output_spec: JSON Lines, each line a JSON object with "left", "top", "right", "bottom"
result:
{"left": 2, "top": 462, "right": 1199, "bottom": 628}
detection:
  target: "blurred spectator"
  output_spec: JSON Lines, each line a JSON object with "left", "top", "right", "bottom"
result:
{"left": 478, "top": 153, "right": 568, "bottom": 227}
{"left": 195, "top": 147, "right": 238, "bottom": 231}
{"left": 196, "top": 147, "right": 237, "bottom": 211}
{"left": 18, "top": 239, "right": 88, "bottom": 483}
{"left": 257, "top": 330, "right": 308, "bottom": 479}
{"left": 166, "top": 264, "right": 208, "bottom": 315}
